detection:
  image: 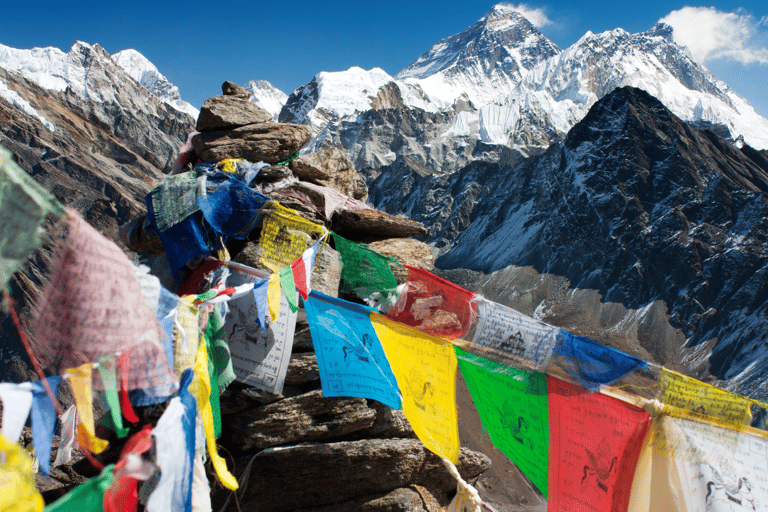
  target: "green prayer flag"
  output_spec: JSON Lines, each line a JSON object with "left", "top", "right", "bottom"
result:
{"left": 206, "top": 333, "right": 222, "bottom": 439}
{"left": 456, "top": 348, "right": 549, "bottom": 496}
{"left": 0, "top": 145, "right": 65, "bottom": 291}
{"left": 44, "top": 464, "right": 115, "bottom": 512}
{"left": 280, "top": 266, "right": 298, "bottom": 313}
{"left": 332, "top": 233, "right": 399, "bottom": 302}
{"left": 96, "top": 356, "right": 129, "bottom": 439}
{"left": 205, "top": 304, "right": 237, "bottom": 392}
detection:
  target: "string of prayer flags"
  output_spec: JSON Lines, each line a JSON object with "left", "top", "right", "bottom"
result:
{"left": 469, "top": 296, "right": 558, "bottom": 369}
{"left": 259, "top": 202, "right": 325, "bottom": 272}
{"left": 0, "top": 144, "right": 66, "bottom": 292}
{"left": 372, "top": 313, "right": 459, "bottom": 463}
{"left": 146, "top": 170, "right": 207, "bottom": 232}
{"left": 333, "top": 233, "right": 400, "bottom": 304}
{"left": 197, "top": 174, "right": 269, "bottom": 239}
{"left": 53, "top": 405, "right": 77, "bottom": 468}
{"left": 29, "top": 376, "right": 62, "bottom": 476}
{"left": 146, "top": 370, "right": 197, "bottom": 512}
{"left": 552, "top": 330, "right": 648, "bottom": 391}
{"left": 0, "top": 433, "right": 44, "bottom": 512}
{"left": 291, "top": 237, "right": 324, "bottom": 300}
{"left": 547, "top": 376, "right": 650, "bottom": 512}
{"left": 96, "top": 355, "right": 130, "bottom": 439}
{"left": 305, "top": 291, "right": 402, "bottom": 409}
{"left": 224, "top": 268, "right": 298, "bottom": 394}
{"left": 388, "top": 266, "right": 477, "bottom": 338}
{"left": 44, "top": 464, "right": 115, "bottom": 512}
{"left": 65, "top": 363, "right": 109, "bottom": 455}
{"left": 0, "top": 383, "right": 33, "bottom": 443}
{"left": 29, "top": 213, "right": 176, "bottom": 391}
{"left": 455, "top": 349, "right": 549, "bottom": 495}
{"left": 658, "top": 368, "right": 755, "bottom": 426}
{"left": 280, "top": 266, "right": 299, "bottom": 312}
{"left": 192, "top": 337, "right": 238, "bottom": 490}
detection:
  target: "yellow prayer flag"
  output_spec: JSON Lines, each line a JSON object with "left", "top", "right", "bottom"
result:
{"left": 217, "top": 158, "right": 242, "bottom": 174}
{"left": 192, "top": 335, "right": 238, "bottom": 490}
{"left": 371, "top": 313, "right": 459, "bottom": 463}
{"left": 267, "top": 272, "right": 281, "bottom": 321}
{"left": 259, "top": 203, "right": 324, "bottom": 272}
{"left": 0, "top": 434, "right": 44, "bottom": 512}
{"left": 174, "top": 295, "right": 201, "bottom": 376}
{"left": 658, "top": 369, "right": 754, "bottom": 426}
{"left": 64, "top": 363, "right": 108, "bottom": 455}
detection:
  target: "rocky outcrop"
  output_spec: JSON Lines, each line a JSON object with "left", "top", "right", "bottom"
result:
{"left": 192, "top": 122, "right": 312, "bottom": 163}
{"left": 368, "top": 239, "right": 435, "bottom": 270}
{"left": 195, "top": 95, "right": 271, "bottom": 132}
{"left": 290, "top": 146, "right": 368, "bottom": 200}
{"left": 333, "top": 209, "right": 428, "bottom": 242}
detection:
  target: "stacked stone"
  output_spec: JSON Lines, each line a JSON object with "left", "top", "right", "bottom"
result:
{"left": 118, "top": 81, "right": 490, "bottom": 512}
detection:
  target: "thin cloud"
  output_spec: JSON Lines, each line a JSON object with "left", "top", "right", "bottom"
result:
{"left": 660, "top": 6, "right": 768, "bottom": 65}
{"left": 502, "top": 3, "right": 553, "bottom": 28}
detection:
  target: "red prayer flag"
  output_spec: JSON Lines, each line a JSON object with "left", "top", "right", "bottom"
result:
{"left": 118, "top": 351, "right": 139, "bottom": 424}
{"left": 547, "top": 376, "right": 650, "bottom": 512}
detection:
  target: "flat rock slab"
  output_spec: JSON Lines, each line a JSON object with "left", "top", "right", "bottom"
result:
{"left": 349, "top": 400, "right": 416, "bottom": 440}
{"left": 301, "top": 485, "right": 443, "bottom": 512}
{"left": 368, "top": 238, "right": 435, "bottom": 270}
{"left": 226, "top": 389, "right": 376, "bottom": 452}
{"left": 192, "top": 122, "right": 312, "bottom": 163}
{"left": 196, "top": 95, "right": 271, "bottom": 132}
{"left": 284, "top": 352, "right": 320, "bottom": 386}
{"left": 227, "top": 439, "right": 491, "bottom": 512}
{"left": 290, "top": 146, "right": 368, "bottom": 201}
{"left": 332, "top": 208, "right": 427, "bottom": 242}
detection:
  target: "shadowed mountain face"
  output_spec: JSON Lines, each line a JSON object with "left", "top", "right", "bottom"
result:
{"left": 369, "top": 87, "right": 768, "bottom": 398}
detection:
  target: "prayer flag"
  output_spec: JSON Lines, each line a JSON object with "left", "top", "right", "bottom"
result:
{"left": 174, "top": 296, "right": 201, "bottom": 377}
{"left": 204, "top": 304, "right": 237, "bottom": 392}
{"left": 548, "top": 376, "right": 650, "bottom": 512}
{"left": 96, "top": 355, "right": 130, "bottom": 439}
{"left": 197, "top": 174, "right": 269, "bottom": 239}
{"left": 267, "top": 273, "right": 281, "bottom": 321}
{"left": 0, "top": 433, "right": 44, "bottom": 512}
{"left": 658, "top": 368, "right": 755, "bottom": 425}
{"left": 305, "top": 291, "right": 401, "bottom": 409}
{"left": 389, "top": 266, "right": 477, "bottom": 338}
{"left": 372, "top": 314, "right": 459, "bottom": 463}
{"left": 259, "top": 203, "right": 325, "bottom": 272}
{"left": 0, "top": 383, "right": 33, "bottom": 443}
{"left": 553, "top": 330, "right": 648, "bottom": 391}
{"left": 53, "top": 405, "right": 77, "bottom": 468}
{"left": 456, "top": 349, "right": 549, "bottom": 495}
{"left": 291, "top": 238, "right": 323, "bottom": 300}
{"left": 118, "top": 351, "right": 139, "bottom": 424}
{"left": 252, "top": 277, "right": 270, "bottom": 329}
{"left": 29, "top": 376, "right": 62, "bottom": 476}
{"left": 280, "top": 266, "right": 299, "bottom": 313}
{"left": 64, "top": 363, "right": 109, "bottom": 454}
{"left": 333, "top": 234, "right": 400, "bottom": 303}
{"left": 44, "top": 464, "right": 115, "bottom": 512}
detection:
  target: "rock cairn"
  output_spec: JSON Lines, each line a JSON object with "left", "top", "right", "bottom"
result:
{"left": 112, "top": 81, "right": 490, "bottom": 511}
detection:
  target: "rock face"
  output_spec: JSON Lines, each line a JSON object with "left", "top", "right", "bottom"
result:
{"left": 195, "top": 95, "right": 271, "bottom": 132}
{"left": 222, "top": 440, "right": 491, "bottom": 512}
{"left": 191, "top": 122, "right": 312, "bottom": 163}
{"left": 368, "top": 239, "right": 435, "bottom": 270}
{"left": 290, "top": 146, "right": 368, "bottom": 200}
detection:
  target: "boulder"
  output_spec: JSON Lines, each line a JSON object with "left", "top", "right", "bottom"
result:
{"left": 222, "top": 440, "right": 491, "bottom": 512}
{"left": 195, "top": 95, "right": 271, "bottom": 132}
{"left": 332, "top": 209, "right": 427, "bottom": 242}
{"left": 284, "top": 352, "right": 319, "bottom": 386}
{"left": 226, "top": 390, "right": 376, "bottom": 452}
{"left": 349, "top": 400, "right": 416, "bottom": 440}
{"left": 192, "top": 122, "right": 311, "bottom": 163}
{"left": 221, "top": 80, "right": 251, "bottom": 99}
{"left": 368, "top": 239, "right": 435, "bottom": 270}
{"left": 290, "top": 146, "right": 369, "bottom": 200}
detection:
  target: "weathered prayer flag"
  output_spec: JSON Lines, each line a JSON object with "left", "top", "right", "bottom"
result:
{"left": 0, "top": 383, "right": 33, "bottom": 443}
{"left": 0, "top": 433, "right": 44, "bottom": 512}
{"left": 279, "top": 266, "right": 299, "bottom": 313}
{"left": 29, "top": 376, "right": 62, "bottom": 476}
{"left": 548, "top": 376, "right": 650, "bottom": 512}
{"left": 64, "top": 363, "right": 109, "bottom": 455}
{"left": 658, "top": 368, "right": 755, "bottom": 426}
{"left": 259, "top": 203, "right": 325, "bottom": 272}
{"left": 333, "top": 233, "right": 400, "bottom": 303}
{"left": 388, "top": 266, "right": 477, "bottom": 338}
{"left": 372, "top": 314, "right": 459, "bottom": 463}
{"left": 0, "top": 144, "right": 65, "bottom": 292}
{"left": 456, "top": 349, "right": 549, "bottom": 495}
{"left": 305, "top": 292, "right": 401, "bottom": 409}
{"left": 44, "top": 464, "right": 115, "bottom": 512}
{"left": 291, "top": 238, "right": 323, "bottom": 300}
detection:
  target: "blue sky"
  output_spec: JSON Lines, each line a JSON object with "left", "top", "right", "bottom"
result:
{"left": 3, "top": 1, "right": 767, "bottom": 117}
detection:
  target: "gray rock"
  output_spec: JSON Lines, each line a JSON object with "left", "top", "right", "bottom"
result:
{"left": 221, "top": 81, "right": 251, "bottom": 99}
{"left": 290, "top": 146, "right": 368, "bottom": 200}
{"left": 222, "top": 439, "right": 491, "bottom": 512}
{"left": 195, "top": 95, "right": 271, "bottom": 132}
{"left": 368, "top": 239, "right": 435, "bottom": 271}
{"left": 292, "top": 325, "right": 315, "bottom": 352}
{"left": 349, "top": 400, "right": 416, "bottom": 440}
{"left": 284, "top": 352, "right": 319, "bottom": 386}
{"left": 227, "top": 389, "right": 376, "bottom": 452}
{"left": 192, "top": 122, "right": 312, "bottom": 163}
{"left": 302, "top": 485, "right": 442, "bottom": 512}
{"left": 311, "top": 244, "right": 342, "bottom": 297}
{"left": 332, "top": 208, "right": 428, "bottom": 242}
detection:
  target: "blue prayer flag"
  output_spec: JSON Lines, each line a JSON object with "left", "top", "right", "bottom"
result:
{"left": 30, "top": 376, "right": 61, "bottom": 476}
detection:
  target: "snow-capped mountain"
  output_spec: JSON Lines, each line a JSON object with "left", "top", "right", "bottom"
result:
{"left": 243, "top": 79, "right": 288, "bottom": 120}
{"left": 112, "top": 49, "right": 199, "bottom": 119}
{"left": 0, "top": 42, "right": 197, "bottom": 120}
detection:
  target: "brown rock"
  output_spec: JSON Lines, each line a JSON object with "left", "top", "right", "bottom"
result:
{"left": 303, "top": 485, "right": 442, "bottom": 512}
{"left": 368, "top": 238, "right": 435, "bottom": 270}
{"left": 195, "top": 95, "right": 272, "bottom": 132}
{"left": 290, "top": 147, "right": 368, "bottom": 200}
{"left": 118, "top": 215, "right": 164, "bottom": 255}
{"left": 349, "top": 400, "right": 416, "bottom": 440}
{"left": 226, "top": 390, "right": 376, "bottom": 452}
{"left": 292, "top": 325, "right": 315, "bottom": 352}
{"left": 221, "top": 81, "right": 251, "bottom": 99}
{"left": 223, "top": 439, "right": 491, "bottom": 512}
{"left": 284, "top": 352, "right": 319, "bottom": 386}
{"left": 192, "top": 122, "right": 312, "bottom": 163}
{"left": 311, "top": 243, "right": 342, "bottom": 297}
{"left": 332, "top": 208, "right": 428, "bottom": 242}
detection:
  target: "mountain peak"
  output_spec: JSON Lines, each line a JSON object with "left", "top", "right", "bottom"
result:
{"left": 482, "top": 4, "right": 534, "bottom": 32}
